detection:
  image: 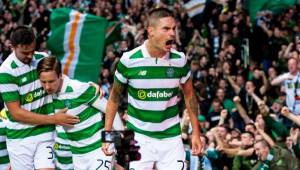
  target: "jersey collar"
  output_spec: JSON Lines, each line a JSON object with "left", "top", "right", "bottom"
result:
{"left": 142, "top": 40, "right": 169, "bottom": 59}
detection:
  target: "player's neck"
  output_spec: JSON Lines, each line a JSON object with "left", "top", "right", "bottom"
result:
{"left": 57, "top": 77, "right": 64, "bottom": 93}
{"left": 146, "top": 40, "right": 166, "bottom": 58}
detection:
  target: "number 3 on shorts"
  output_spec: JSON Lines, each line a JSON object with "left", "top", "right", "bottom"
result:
{"left": 46, "top": 146, "right": 54, "bottom": 159}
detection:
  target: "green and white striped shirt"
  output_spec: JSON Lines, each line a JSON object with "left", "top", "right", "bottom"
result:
{"left": 0, "top": 119, "right": 9, "bottom": 168}
{"left": 114, "top": 40, "right": 190, "bottom": 139}
{"left": 0, "top": 52, "right": 55, "bottom": 141}
{"left": 53, "top": 75, "right": 103, "bottom": 155}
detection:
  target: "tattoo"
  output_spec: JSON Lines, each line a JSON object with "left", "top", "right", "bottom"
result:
{"left": 189, "top": 93, "right": 199, "bottom": 115}
{"left": 111, "top": 82, "right": 125, "bottom": 103}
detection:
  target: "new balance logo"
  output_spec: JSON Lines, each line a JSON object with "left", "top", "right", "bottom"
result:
{"left": 22, "top": 77, "right": 27, "bottom": 83}
{"left": 138, "top": 70, "right": 147, "bottom": 76}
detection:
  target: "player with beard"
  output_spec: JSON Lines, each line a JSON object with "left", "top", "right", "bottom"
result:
{"left": 0, "top": 26, "right": 79, "bottom": 170}
{"left": 103, "top": 8, "right": 202, "bottom": 170}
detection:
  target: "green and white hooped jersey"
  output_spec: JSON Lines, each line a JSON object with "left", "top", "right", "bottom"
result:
{"left": 114, "top": 40, "right": 191, "bottom": 139}
{"left": 54, "top": 126, "right": 73, "bottom": 170}
{"left": 53, "top": 75, "right": 104, "bottom": 155}
{"left": 0, "top": 52, "right": 55, "bottom": 141}
{"left": 0, "top": 119, "right": 9, "bottom": 169}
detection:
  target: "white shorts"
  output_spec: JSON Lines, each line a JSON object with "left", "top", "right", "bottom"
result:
{"left": 7, "top": 139, "right": 55, "bottom": 170}
{"left": 73, "top": 148, "right": 113, "bottom": 170}
{"left": 129, "top": 133, "right": 186, "bottom": 170}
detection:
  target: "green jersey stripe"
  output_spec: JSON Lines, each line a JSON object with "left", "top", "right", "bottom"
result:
{"left": 0, "top": 142, "right": 6, "bottom": 150}
{"left": 66, "top": 122, "right": 103, "bottom": 141}
{"left": 116, "top": 61, "right": 127, "bottom": 76}
{"left": 19, "top": 87, "right": 47, "bottom": 105}
{"left": 0, "top": 156, "right": 9, "bottom": 164}
{"left": 118, "top": 65, "right": 187, "bottom": 79}
{"left": 56, "top": 155, "right": 73, "bottom": 164}
{"left": 54, "top": 103, "right": 99, "bottom": 122}
{"left": 1, "top": 91, "right": 19, "bottom": 102}
{"left": 127, "top": 104, "right": 179, "bottom": 123}
{"left": 0, "top": 73, "right": 17, "bottom": 84}
{"left": 77, "top": 107, "right": 99, "bottom": 123}
{"left": 71, "top": 138, "right": 102, "bottom": 155}
{"left": 128, "top": 94, "right": 178, "bottom": 111}
{"left": 128, "top": 86, "right": 178, "bottom": 101}
{"left": 126, "top": 121, "right": 181, "bottom": 139}
{"left": 17, "top": 70, "right": 38, "bottom": 87}
{"left": 6, "top": 125, "right": 55, "bottom": 139}
{"left": 53, "top": 87, "right": 97, "bottom": 110}
{"left": 57, "top": 132, "right": 69, "bottom": 140}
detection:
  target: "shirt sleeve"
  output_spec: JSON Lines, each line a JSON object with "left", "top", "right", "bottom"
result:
{"left": 114, "top": 58, "right": 128, "bottom": 85}
{"left": 0, "top": 72, "right": 19, "bottom": 102}
{"left": 76, "top": 84, "right": 99, "bottom": 105}
{"left": 180, "top": 62, "right": 191, "bottom": 84}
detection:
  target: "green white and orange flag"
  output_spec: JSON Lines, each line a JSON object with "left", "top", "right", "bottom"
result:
{"left": 47, "top": 8, "right": 108, "bottom": 83}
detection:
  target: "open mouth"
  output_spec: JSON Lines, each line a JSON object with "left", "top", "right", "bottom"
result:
{"left": 165, "top": 39, "right": 175, "bottom": 46}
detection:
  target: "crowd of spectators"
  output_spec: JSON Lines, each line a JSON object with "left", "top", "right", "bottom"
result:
{"left": 1, "top": 0, "right": 300, "bottom": 169}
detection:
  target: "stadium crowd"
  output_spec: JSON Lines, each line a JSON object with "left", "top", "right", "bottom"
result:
{"left": 1, "top": 0, "right": 300, "bottom": 169}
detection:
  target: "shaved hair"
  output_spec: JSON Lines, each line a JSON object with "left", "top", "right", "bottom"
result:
{"left": 147, "top": 8, "right": 173, "bottom": 27}
{"left": 255, "top": 140, "right": 269, "bottom": 148}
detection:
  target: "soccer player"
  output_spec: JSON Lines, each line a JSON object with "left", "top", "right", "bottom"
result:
{"left": 103, "top": 8, "right": 202, "bottom": 169}
{"left": 0, "top": 26, "right": 79, "bottom": 170}
{"left": 37, "top": 57, "right": 124, "bottom": 170}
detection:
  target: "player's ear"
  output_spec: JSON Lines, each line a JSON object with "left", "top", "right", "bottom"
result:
{"left": 147, "top": 26, "right": 153, "bottom": 38}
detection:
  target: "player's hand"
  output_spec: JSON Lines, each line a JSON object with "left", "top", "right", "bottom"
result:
{"left": 233, "top": 96, "right": 241, "bottom": 103}
{"left": 220, "top": 109, "right": 228, "bottom": 119}
{"left": 191, "top": 133, "right": 202, "bottom": 155}
{"left": 53, "top": 109, "right": 80, "bottom": 127}
{"left": 102, "top": 142, "right": 114, "bottom": 156}
{"left": 281, "top": 106, "right": 290, "bottom": 117}
{"left": 88, "top": 81, "right": 105, "bottom": 97}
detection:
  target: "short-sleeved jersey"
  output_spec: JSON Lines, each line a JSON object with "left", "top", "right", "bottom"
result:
{"left": 0, "top": 52, "right": 54, "bottom": 141}
{"left": 114, "top": 40, "right": 190, "bottom": 139}
{"left": 53, "top": 75, "right": 103, "bottom": 155}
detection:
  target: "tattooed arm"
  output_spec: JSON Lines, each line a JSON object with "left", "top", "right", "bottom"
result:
{"left": 181, "top": 78, "right": 202, "bottom": 155}
{"left": 105, "top": 81, "right": 125, "bottom": 131}
{"left": 102, "top": 81, "right": 125, "bottom": 155}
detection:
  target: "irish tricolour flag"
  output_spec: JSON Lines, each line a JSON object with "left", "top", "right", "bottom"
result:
{"left": 184, "top": 0, "right": 206, "bottom": 18}
{"left": 47, "top": 8, "right": 108, "bottom": 83}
